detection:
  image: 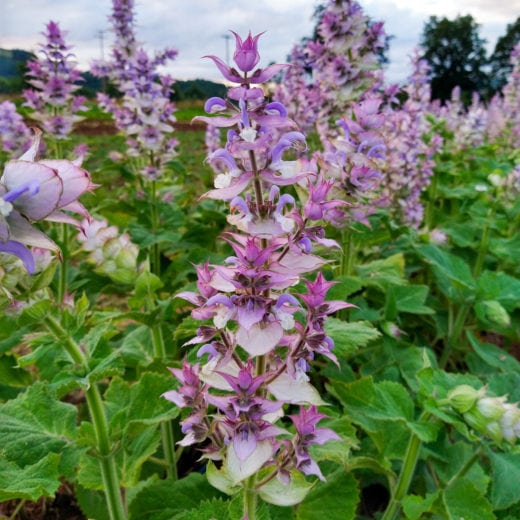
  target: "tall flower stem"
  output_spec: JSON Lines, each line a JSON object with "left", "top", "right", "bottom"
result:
{"left": 150, "top": 179, "right": 161, "bottom": 277}
{"left": 338, "top": 227, "right": 355, "bottom": 320}
{"left": 243, "top": 475, "right": 258, "bottom": 520}
{"left": 440, "top": 302, "right": 471, "bottom": 369}
{"left": 57, "top": 223, "right": 69, "bottom": 305}
{"left": 425, "top": 171, "right": 438, "bottom": 231}
{"left": 382, "top": 411, "right": 431, "bottom": 520}
{"left": 472, "top": 201, "right": 495, "bottom": 278}
{"left": 151, "top": 320, "right": 178, "bottom": 480}
{"left": 43, "top": 315, "right": 126, "bottom": 520}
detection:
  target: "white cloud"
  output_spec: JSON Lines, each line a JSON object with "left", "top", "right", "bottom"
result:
{"left": 0, "top": 0, "right": 516, "bottom": 83}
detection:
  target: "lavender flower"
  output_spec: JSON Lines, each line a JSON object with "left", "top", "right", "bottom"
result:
{"left": 93, "top": 0, "right": 178, "bottom": 179}
{"left": 77, "top": 217, "right": 139, "bottom": 284}
{"left": 23, "top": 21, "right": 86, "bottom": 140}
{"left": 164, "top": 31, "right": 349, "bottom": 506}
{"left": 0, "top": 129, "right": 93, "bottom": 273}
{"left": 0, "top": 101, "right": 31, "bottom": 158}
{"left": 380, "top": 50, "right": 442, "bottom": 228}
{"left": 276, "top": 0, "right": 387, "bottom": 144}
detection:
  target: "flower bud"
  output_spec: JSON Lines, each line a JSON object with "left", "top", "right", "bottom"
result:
{"left": 232, "top": 31, "right": 261, "bottom": 73}
{"left": 463, "top": 407, "right": 488, "bottom": 433}
{"left": 477, "top": 396, "right": 506, "bottom": 420}
{"left": 447, "top": 384, "right": 481, "bottom": 413}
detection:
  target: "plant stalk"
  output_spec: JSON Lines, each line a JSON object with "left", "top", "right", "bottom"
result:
{"left": 57, "top": 223, "right": 69, "bottom": 305}
{"left": 150, "top": 179, "right": 161, "bottom": 277}
{"left": 43, "top": 316, "right": 126, "bottom": 520}
{"left": 381, "top": 412, "right": 431, "bottom": 520}
{"left": 243, "top": 474, "right": 258, "bottom": 520}
{"left": 440, "top": 303, "right": 471, "bottom": 369}
{"left": 150, "top": 322, "right": 178, "bottom": 480}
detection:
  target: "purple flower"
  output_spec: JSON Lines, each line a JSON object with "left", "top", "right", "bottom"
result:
{"left": 0, "top": 130, "right": 93, "bottom": 272}
{"left": 232, "top": 31, "right": 262, "bottom": 72}
{"left": 23, "top": 21, "right": 86, "bottom": 140}
{"left": 289, "top": 406, "right": 340, "bottom": 480}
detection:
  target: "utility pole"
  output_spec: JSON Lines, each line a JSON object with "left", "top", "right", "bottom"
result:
{"left": 222, "top": 34, "right": 231, "bottom": 65}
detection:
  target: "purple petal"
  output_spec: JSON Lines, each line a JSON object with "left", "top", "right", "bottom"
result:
{"left": 203, "top": 55, "right": 243, "bottom": 83}
{"left": 0, "top": 240, "right": 35, "bottom": 274}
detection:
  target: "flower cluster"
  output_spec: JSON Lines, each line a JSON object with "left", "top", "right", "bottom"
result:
{"left": 0, "top": 130, "right": 93, "bottom": 273}
{"left": 94, "top": 0, "right": 178, "bottom": 179}
{"left": 316, "top": 96, "right": 387, "bottom": 226}
{"left": 447, "top": 384, "right": 520, "bottom": 444}
{"left": 77, "top": 217, "right": 139, "bottom": 284}
{"left": 500, "top": 44, "right": 520, "bottom": 147}
{"left": 0, "top": 101, "right": 31, "bottom": 158}
{"left": 381, "top": 50, "right": 442, "bottom": 228}
{"left": 164, "top": 31, "right": 347, "bottom": 504}
{"left": 276, "top": 0, "right": 387, "bottom": 144}
{"left": 23, "top": 21, "right": 86, "bottom": 140}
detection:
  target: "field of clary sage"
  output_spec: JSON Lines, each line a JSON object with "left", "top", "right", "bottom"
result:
{"left": 1, "top": 0, "right": 520, "bottom": 519}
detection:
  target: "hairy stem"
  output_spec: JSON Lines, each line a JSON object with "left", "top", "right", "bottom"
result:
{"left": 43, "top": 315, "right": 126, "bottom": 520}
{"left": 150, "top": 179, "right": 161, "bottom": 277}
{"left": 57, "top": 223, "right": 69, "bottom": 305}
{"left": 381, "top": 412, "right": 431, "bottom": 520}
{"left": 150, "top": 322, "right": 178, "bottom": 480}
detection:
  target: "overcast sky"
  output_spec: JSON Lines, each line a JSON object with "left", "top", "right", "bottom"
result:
{"left": 1, "top": 0, "right": 519, "bottom": 85}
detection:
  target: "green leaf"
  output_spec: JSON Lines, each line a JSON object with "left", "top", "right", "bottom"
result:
{"left": 0, "top": 354, "right": 31, "bottom": 387}
{"left": 417, "top": 244, "right": 475, "bottom": 303}
{"left": 476, "top": 271, "right": 520, "bottom": 311}
{"left": 387, "top": 285, "right": 434, "bottom": 315}
{"left": 475, "top": 300, "right": 511, "bottom": 328}
{"left": 309, "top": 416, "right": 358, "bottom": 466}
{"left": 119, "top": 325, "right": 154, "bottom": 368}
{"left": 402, "top": 492, "right": 439, "bottom": 520}
{"left": 173, "top": 498, "right": 231, "bottom": 520}
{"left": 326, "top": 275, "right": 364, "bottom": 301}
{"left": 443, "top": 478, "right": 494, "bottom": 520}
{"left": 296, "top": 470, "right": 359, "bottom": 520}
{"left": 467, "top": 332, "right": 520, "bottom": 373}
{"left": 355, "top": 253, "right": 406, "bottom": 289}
{"left": 0, "top": 383, "right": 78, "bottom": 473}
{"left": 488, "top": 451, "right": 520, "bottom": 510}
{"left": 324, "top": 318, "right": 381, "bottom": 358}
{"left": 128, "top": 473, "right": 220, "bottom": 520}
{"left": 134, "top": 269, "right": 164, "bottom": 299}
{"left": 17, "top": 299, "right": 51, "bottom": 326}
{"left": 0, "top": 317, "right": 29, "bottom": 354}
{"left": 259, "top": 470, "right": 314, "bottom": 506}
{"left": 0, "top": 453, "right": 61, "bottom": 501}
{"left": 333, "top": 378, "right": 414, "bottom": 424}
{"left": 80, "top": 374, "right": 180, "bottom": 490}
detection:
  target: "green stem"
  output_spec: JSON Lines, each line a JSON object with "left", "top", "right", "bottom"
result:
{"left": 43, "top": 316, "right": 126, "bottom": 520}
{"left": 338, "top": 227, "right": 355, "bottom": 321}
{"left": 473, "top": 222, "right": 490, "bottom": 278}
{"left": 57, "top": 223, "right": 69, "bottom": 305}
{"left": 8, "top": 499, "right": 25, "bottom": 520}
{"left": 440, "top": 303, "right": 471, "bottom": 369}
{"left": 243, "top": 474, "right": 258, "bottom": 520}
{"left": 150, "top": 180, "right": 161, "bottom": 277}
{"left": 445, "top": 449, "right": 481, "bottom": 488}
{"left": 150, "top": 322, "right": 178, "bottom": 480}
{"left": 425, "top": 172, "right": 438, "bottom": 231}
{"left": 381, "top": 412, "right": 431, "bottom": 520}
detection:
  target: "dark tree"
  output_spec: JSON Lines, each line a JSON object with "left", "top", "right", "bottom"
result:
{"left": 420, "top": 15, "right": 489, "bottom": 104}
{"left": 488, "top": 17, "right": 520, "bottom": 93}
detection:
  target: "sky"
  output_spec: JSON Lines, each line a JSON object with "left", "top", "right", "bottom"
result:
{"left": 1, "top": 0, "right": 519, "bottom": 85}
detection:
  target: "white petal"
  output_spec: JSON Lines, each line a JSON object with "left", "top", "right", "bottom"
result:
{"left": 236, "top": 322, "right": 283, "bottom": 356}
{"left": 225, "top": 439, "right": 273, "bottom": 484}
{"left": 268, "top": 373, "right": 326, "bottom": 405}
